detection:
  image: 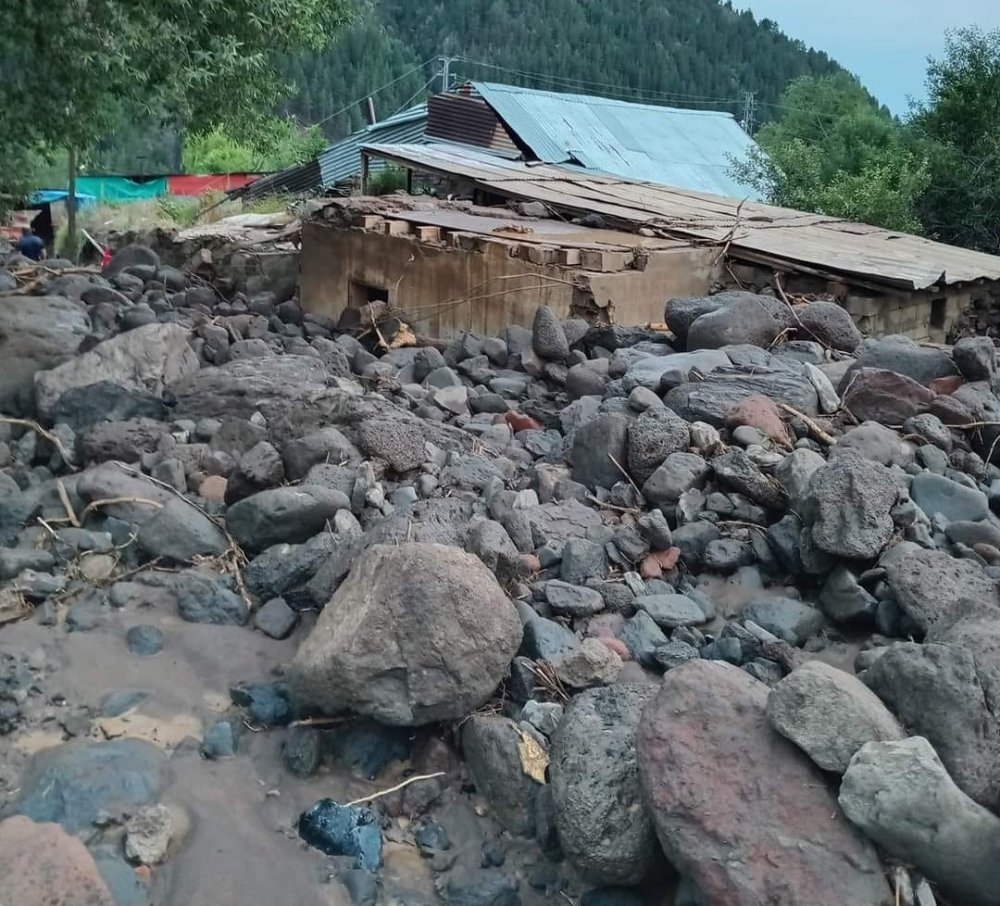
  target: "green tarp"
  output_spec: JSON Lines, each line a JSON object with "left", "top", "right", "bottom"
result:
{"left": 75, "top": 176, "right": 168, "bottom": 203}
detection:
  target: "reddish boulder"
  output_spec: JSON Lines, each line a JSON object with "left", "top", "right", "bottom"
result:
{"left": 0, "top": 815, "right": 113, "bottom": 905}
{"left": 505, "top": 411, "right": 543, "bottom": 433}
{"left": 637, "top": 661, "right": 891, "bottom": 906}
{"left": 842, "top": 368, "right": 935, "bottom": 424}
{"left": 725, "top": 394, "right": 791, "bottom": 444}
{"left": 929, "top": 374, "right": 963, "bottom": 396}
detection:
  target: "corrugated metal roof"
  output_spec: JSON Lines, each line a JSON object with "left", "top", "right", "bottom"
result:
{"left": 471, "top": 82, "right": 760, "bottom": 199}
{"left": 426, "top": 93, "right": 521, "bottom": 156}
{"left": 318, "top": 104, "right": 428, "bottom": 187}
{"left": 362, "top": 142, "right": 1000, "bottom": 292}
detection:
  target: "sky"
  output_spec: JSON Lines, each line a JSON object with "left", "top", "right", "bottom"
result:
{"left": 737, "top": 0, "right": 1000, "bottom": 115}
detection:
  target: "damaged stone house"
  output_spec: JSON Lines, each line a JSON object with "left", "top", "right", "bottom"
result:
{"left": 289, "top": 82, "right": 1000, "bottom": 342}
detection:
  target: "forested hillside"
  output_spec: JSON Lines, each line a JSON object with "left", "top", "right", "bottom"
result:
{"left": 89, "top": 0, "right": 845, "bottom": 173}
{"left": 280, "top": 0, "right": 845, "bottom": 140}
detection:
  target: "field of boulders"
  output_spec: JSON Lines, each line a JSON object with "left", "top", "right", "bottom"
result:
{"left": 1, "top": 245, "right": 999, "bottom": 906}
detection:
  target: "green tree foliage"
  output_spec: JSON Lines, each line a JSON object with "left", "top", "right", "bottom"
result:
{"left": 911, "top": 27, "right": 1000, "bottom": 253}
{"left": 0, "top": 0, "right": 351, "bottom": 216}
{"left": 183, "top": 120, "right": 327, "bottom": 174}
{"left": 279, "top": 7, "right": 430, "bottom": 140}
{"left": 730, "top": 74, "right": 930, "bottom": 233}
{"left": 375, "top": 0, "right": 841, "bottom": 122}
{"left": 29, "top": 0, "right": 846, "bottom": 175}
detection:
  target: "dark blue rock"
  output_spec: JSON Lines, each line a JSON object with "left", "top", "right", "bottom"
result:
{"left": 326, "top": 719, "right": 411, "bottom": 780}
{"left": 15, "top": 739, "right": 165, "bottom": 833}
{"left": 283, "top": 726, "right": 322, "bottom": 777}
{"left": 201, "top": 720, "right": 238, "bottom": 758}
{"left": 126, "top": 624, "right": 164, "bottom": 656}
{"left": 415, "top": 822, "right": 452, "bottom": 853}
{"left": 481, "top": 840, "right": 507, "bottom": 868}
{"left": 230, "top": 682, "right": 292, "bottom": 727}
{"left": 298, "top": 800, "right": 383, "bottom": 870}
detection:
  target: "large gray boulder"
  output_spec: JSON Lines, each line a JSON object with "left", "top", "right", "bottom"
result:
{"left": 844, "top": 334, "right": 958, "bottom": 387}
{"left": 767, "top": 661, "right": 904, "bottom": 773}
{"left": 840, "top": 737, "right": 1000, "bottom": 906}
{"left": 622, "top": 349, "right": 729, "bottom": 392}
{"left": 910, "top": 471, "right": 989, "bottom": 523}
{"left": 642, "top": 452, "right": 710, "bottom": 508}
{"left": 797, "top": 300, "right": 862, "bottom": 352}
{"left": 550, "top": 685, "right": 660, "bottom": 885}
{"left": 627, "top": 406, "right": 691, "bottom": 484}
{"left": 288, "top": 544, "right": 522, "bottom": 726}
{"left": 15, "top": 738, "right": 165, "bottom": 834}
{"left": 462, "top": 715, "right": 541, "bottom": 837}
{"left": 863, "top": 641, "right": 1000, "bottom": 810}
{"left": 664, "top": 366, "right": 819, "bottom": 426}
{"left": 0, "top": 296, "right": 90, "bottom": 415}
{"left": 35, "top": 323, "right": 199, "bottom": 422}
{"left": 637, "top": 661, "right": 891, "bottom": 906}
{"left": 686, "top": 294, "right": 793, "bottom": 351}
{"left": 571, "top": 413, "right": 629, "bottom": 490}
{"left": 884, "top": 547, "right": 1000, "bottom": 632}
{"left": 226, "top": 486, "right": 350, "bottom": 554}
{"left": 665, "top": 292, "right": 786, "bottom": 348}
{"left": 806, "top": 455, "right": 898, "bottom": 560}
{"left": 532, "top": 305, "right": 570, "bottom": 361}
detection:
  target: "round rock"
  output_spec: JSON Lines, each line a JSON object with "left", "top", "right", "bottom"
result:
{"left": 288, "top": 544, "right": 523, "bottom": 726}
{"left": 550, "top": 685, "right": 660, "bottom": 885}
{"left": 126, "top": 625, "right": 164, "bottom": 657}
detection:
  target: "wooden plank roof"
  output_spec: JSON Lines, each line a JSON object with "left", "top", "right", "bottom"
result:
{"left": 363, "top": 141, "right": 1000, "bottom": 292}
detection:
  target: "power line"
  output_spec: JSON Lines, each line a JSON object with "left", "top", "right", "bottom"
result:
{"left": 309, "top": 58, "right": 436, "bottom": 128}
{"left": 388, "top": 72, "right": 439, "bottom": 120}
{"left": 454, "top": 56, "right": 745, "bottom": 105}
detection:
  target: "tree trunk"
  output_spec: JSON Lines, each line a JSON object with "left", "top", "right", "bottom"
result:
{"left": 66, "top": 147, "right": 78, "bottom": 262}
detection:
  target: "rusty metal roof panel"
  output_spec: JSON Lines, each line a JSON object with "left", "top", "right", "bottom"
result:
{"left": 426, "top": 93, "right": 521, "bottom": 156}
{"left": 471, "top": 81, "right": 760, "bottom": 199}
{"left": 362, "top": 142, "right": 1000, "bottom": 291}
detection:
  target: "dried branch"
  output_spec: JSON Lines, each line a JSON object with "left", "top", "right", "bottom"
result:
{"left": 56, "top": 480, "right": 81, "bottom": 528}
{"left": 344, "top": 772, "right": 446, "bottom": 808}
{"left": 0, "top": 417, "right": 76, "bottom": 467}
{"left": 777, "top": 403, "right": 838, "bottom": 446}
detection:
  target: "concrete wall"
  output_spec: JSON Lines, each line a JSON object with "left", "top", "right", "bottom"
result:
{"left": 300, "top": 222, "right": 719, "bottom": 337}
{"left": 724, "top": 260, "right": 1000, "bottom": 344}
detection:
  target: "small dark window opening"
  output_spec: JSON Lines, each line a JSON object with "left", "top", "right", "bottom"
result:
{"left": 349, "top": 281, "right": 389, "bottom": 308}
{"left": 930, "top": 297, "right": 947, "bottom": 331}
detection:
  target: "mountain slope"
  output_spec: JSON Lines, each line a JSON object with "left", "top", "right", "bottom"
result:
{"left": 283, "top": 0, "right": 845, "bottom": 140}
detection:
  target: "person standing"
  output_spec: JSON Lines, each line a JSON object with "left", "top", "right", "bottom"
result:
{"left": 15, "top": 227, "right": 45, "bottom": 262}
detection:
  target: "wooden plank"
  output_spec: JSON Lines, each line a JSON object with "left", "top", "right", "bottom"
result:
{"left": 415, "top": 225, "right": 442, "bottom": 242}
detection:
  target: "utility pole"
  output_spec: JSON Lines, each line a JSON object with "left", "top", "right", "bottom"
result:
{"left": 438, "top": 56, "right": 455, "bottom": 93}
{"left": 741, "top": 91, "right": 757, "bottom": 135}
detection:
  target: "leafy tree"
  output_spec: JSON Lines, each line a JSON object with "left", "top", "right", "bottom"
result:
{"left": 911, "top": 27, "right": 1000, "bottom": 253}
{"left": 730, "top": 73, "right": 930, "bottom": 233}
{"left": 0, "top": 0, "right": 351, "bottom": 247}
{"left": 183, "top": 119, "right": 327, "bottom": 174}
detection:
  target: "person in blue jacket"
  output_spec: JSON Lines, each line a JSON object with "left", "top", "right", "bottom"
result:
{"left": 15, "top": 227, "right": 45, "bottom": 261}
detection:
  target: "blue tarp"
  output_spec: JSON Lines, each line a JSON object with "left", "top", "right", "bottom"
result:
{"left": 28, "top": 190, "right": 97, "bottom": 208}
